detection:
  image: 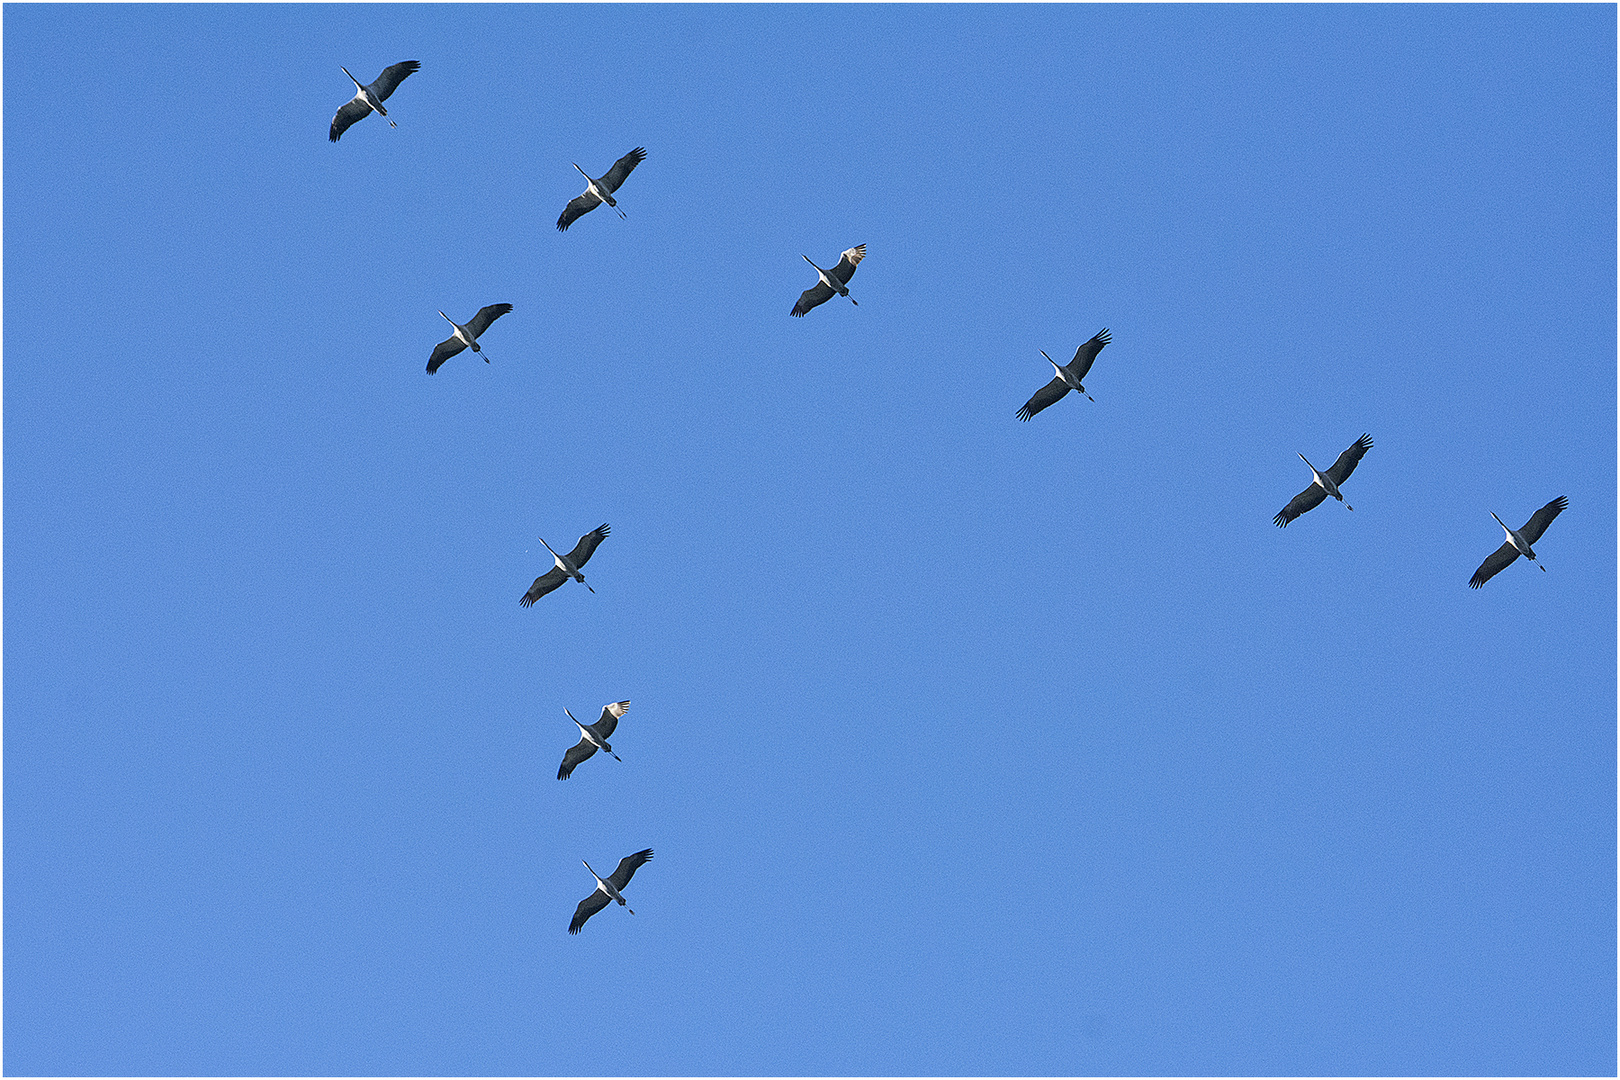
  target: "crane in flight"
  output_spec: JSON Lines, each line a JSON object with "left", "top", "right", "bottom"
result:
{"left": 557, "top": 148, "right": 647, "bottom": 231}
{"left": 570, "top": 849, "right": 654, "bottom": 934}
{"left": 1017, "top": 329, "right": 1111, "bottom": 420}
{"left": 521, "top": 524, "right": 611, "bottom": 606}
{"left": 1469, "top": 496, "right": 1567, "bottom": 588}
{"left": 791, "top": 245, "right": 866, "bottom": 316}
{"left": 426, "top": 304, "right": 512, "bottom": 374}
{"left": 1274, "top": 434, "right": 1373, "bottom": 527}
{"left": 557, "top": 701, "right": 632, "bottom": 780}
{"left": 329, "top": 61, "right": 420, "bottom": 142}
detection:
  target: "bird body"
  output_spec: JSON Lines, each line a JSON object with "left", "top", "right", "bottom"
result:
{"left": 522, "top": 524, "right": 611, "bottom": 605}
{"left": 792, "top": 245, "right": 866, "bottom": 316}
{"left": 570, "top": 849, "right": 654, "bottom": 934}
{"left": 1274, "top": 434, "right": 1373, "bottom": 527}
{"left": 1017, "top": 329, "right": 1110, "bottom": 420}
{"left": 558, "top": 701, "right": 631, "bottom": 779}
{"left": 557, "top": 148, "right": 647, "bottom": 231}
{"left": 1469, "top": 496, "right": 1567, "bottom": 588}
{"left": 329, "top": 61, "right": 420, "bottom": 142}
{"left": 426, "top": 304, "right": 512, "bottom": 374}
{"left": 809, "top": 259, "right": 849, "bottom": 297}
{"left": 1299, "top": 454, "right": 1343, "bottom": 502}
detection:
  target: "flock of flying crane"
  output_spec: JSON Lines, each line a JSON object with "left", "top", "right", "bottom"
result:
{"left": 330, "top": 58, "right": 1570, "bottom": 933}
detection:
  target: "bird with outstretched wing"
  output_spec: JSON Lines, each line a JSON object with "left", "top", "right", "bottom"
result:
{"left": 558, "top": 701, "right": 632, "bottom": 780}
{"left": 792, "top": 245, "right": 866, "bottom": 316}
{"left": 426, "top": 304, "right": 512, "bottom": 374}
{"left": 329, "top": 61, "right": 420, "bottom": 142}
{"left": 1469, "top": 496, "right": 1567, "bottom": 588}
{"left": 1274, "top": 434, "right": 1373, "bottom": 527}
{"left": 557, "top": 147, "right": 647, "bottom": 231}
{"left": 521, "top": 524, "right": 611, "bottom": 606}
{"left": 1017, "top": 329, "right": 1111, "bottom": 420}
{"left": 570, "top": 849, "right": 654, "bottom": 934}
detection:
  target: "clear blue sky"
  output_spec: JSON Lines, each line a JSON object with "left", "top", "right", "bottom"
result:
{"left": 6, "top": 5, "right": 1614, "bottom": 1075}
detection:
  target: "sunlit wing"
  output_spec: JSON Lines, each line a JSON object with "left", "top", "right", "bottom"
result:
{"left": 569, "top": 889, "right": 611, "bottom": 934}
{"left": 1324, "top": 434, "right": 1374, "bottom": 486}
{"left": 606, "top": 849, "right": 654, "bottom": 891}
{"left": 599, "top": 147, "right": 647, "bottom": 193}
{"left": 1469, "top": 540, "right": 1520, "bottom": 589}
{"left": 329, "top": 97, "right": 371, "bottom": 142}
{"left": 567, "top": 524, "right": 611, "bottom": 567}
{"left": 1066, "top": 328, "right": 1111, "bottom": 382}
{"left": 557, "top": 192, "right": 602, "bottom": 232}
{"left": 1017, "top": 376, "right": 1070, "bottom": 421}
{"left": 369, "top": 60, "right": 420, "bottom": 101}
{"left": 1274, "top": 484, "right": 1328, "bottom": 528}
{"left": 557, "top": 737, "right": 600, "bottom": 780}
{"left": 521, "top": 566, "right": 568, "bottom": 606}
{"left": 466, "top": 303, "right": 513, "bottom": 338}
{"left": 426, "top": 335, "right": 467, "bottom": 374}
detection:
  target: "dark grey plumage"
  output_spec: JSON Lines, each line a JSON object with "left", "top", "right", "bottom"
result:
{"left": 557, "top": 147, "right": 647, "bottom": 231}
{"left": 521, "top": 524, "right": 611, "bottom": 606}
{"left": 329, "top": 61, "right": 420, "bottom": 142}
{"left": 426, "top": 304, "right": 513, "bottom": 374}
{"left": 1469, "top": 496, "right": 1567, "bottom": 588}
{"left": 1017, "top": 329, "right": 1111, "bottom": 421}
{"left": 1274, "top": 434, "right": 1373, "bottom": 527}
{"left": 791, "top": 245, "right": 866, "bottom": 316}
{"left": 558, "top": 701, "right": 631, "bottom": 780}
{"left": 570, "top": 849, "right": 654, "bottom": 934}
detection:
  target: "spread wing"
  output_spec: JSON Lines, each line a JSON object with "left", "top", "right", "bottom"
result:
{"left": 1519, "top": 495, "right": 1567, "bottom": 544}
{"left": 1274, "top": 484, "right": 1328, "bottom": 528}
{"left": 426, "top": 335, "right": 467, "bottom": 374}
{"left": 607, "top": 849, "right": 654, "bottom": 892}
{"left": 830, "top": 244, "right": 866, "bottom": 285}
{"left": 1066, "top": 328, "right": 1111, "bottom": 381}
{"left": 557, "top": 191, "right": 602, "bottom": 231}
{"left": 791, "top": 280, "right": 835, "bottom": 317}
{"left": 592, "top": 700, "right": 630, "bottom": 740}
{"left": 368, "top": 60, "right": 421, "bottom": 102}
{"left": 1325, "top": 434, "right": 1374, "bottom": 486}
{"left": 1469, "top": 540, "right": 1520, "bottom": 589}
{"left": 1017, "top": 376, "right": 1070, "bottom": 421}
{"left": 557, "top": 737, "right": 600, "bottom": 780}
{"left": 521, "top": 566, "right": 568, "bottom": 606}
{"left": 599, "top": 147, "right": 647, "bottom": 194}
{"left": 569, "top": 889, "right": 611, "bottom": 934}
{"left": 329, "top": 96, "right": 372, "bottom": 142}
{"left": 466, "top": 303, "right": 513, "bottom": 338}
{"left": 567, "top": 524, "right": 611, "bottom": 567}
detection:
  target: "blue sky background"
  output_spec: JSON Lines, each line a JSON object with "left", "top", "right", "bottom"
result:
{"left": 5, "top": 4, "right": 1614, "bottom": 1076}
